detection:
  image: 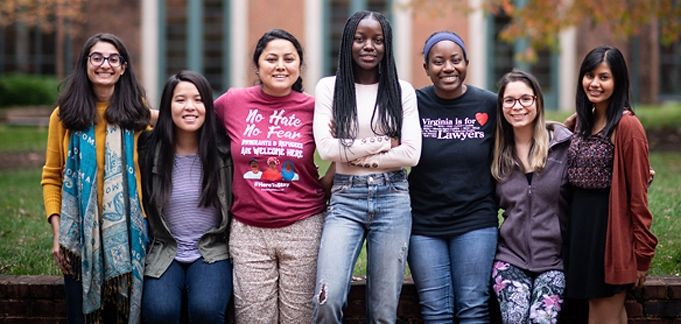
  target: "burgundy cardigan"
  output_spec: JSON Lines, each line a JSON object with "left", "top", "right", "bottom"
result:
{"left": 605, "top": 112, "right": 658, "bottom": 284}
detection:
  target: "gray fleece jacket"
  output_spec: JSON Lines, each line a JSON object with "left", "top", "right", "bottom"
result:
{"left": 494, "top": 122, "right": 572, "bottom": 273}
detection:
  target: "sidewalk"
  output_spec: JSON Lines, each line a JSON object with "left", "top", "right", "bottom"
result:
{"left": 0, "top": 106, "right": 51, "bottom": 127}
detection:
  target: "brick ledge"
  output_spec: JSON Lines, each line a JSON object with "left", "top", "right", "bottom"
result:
{"left": 2, "top": 275, "right": 680, "bottom": 323}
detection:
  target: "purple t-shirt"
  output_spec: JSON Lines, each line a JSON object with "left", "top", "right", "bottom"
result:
{"left": 165, "top": 154, "right": 220, "bottom": 262}
{"left": 214, "top": 86, "right": 325, "bottom": 228}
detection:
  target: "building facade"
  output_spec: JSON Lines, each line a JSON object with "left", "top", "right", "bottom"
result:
{"left": 1, "top": 0, "right": 680, "bottom": 109}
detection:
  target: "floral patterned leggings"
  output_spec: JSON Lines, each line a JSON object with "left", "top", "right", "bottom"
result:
{"left": 492, "top": 261, "right": 565, "bottom": 324}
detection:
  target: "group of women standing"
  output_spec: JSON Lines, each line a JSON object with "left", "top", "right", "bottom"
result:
{"left": 42, "top": 9, "right": 656, "bottom": 324}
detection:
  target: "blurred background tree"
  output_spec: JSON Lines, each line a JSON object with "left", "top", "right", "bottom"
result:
{"left": 0, "top": 0, "right": 86, "bottom": 78}
{"left": 408, "top": 0, "right": 681, "bottom": 62}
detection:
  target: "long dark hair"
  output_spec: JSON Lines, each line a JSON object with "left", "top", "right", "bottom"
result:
{"left": 575, "top": 45, "right": 631, "bottom": 138}
{"left": 57, "top": 33, "right": 149, "bottom": 131}
{"left": 252, "top": 28, "right": 304, "bottom": 92}
{"left": 148, "top": 70, "right": 222, "bottom": 208}
{"left": 333, "top": 10, "right": 403, "bottom": 141}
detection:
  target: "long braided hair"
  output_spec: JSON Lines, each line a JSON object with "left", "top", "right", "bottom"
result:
{"left": 333, "top": 10, "right": 403, "bottom": 144}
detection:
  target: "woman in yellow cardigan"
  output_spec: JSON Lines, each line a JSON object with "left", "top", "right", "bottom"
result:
{"left": 41, "top": 33, "right": 150, "bottom": 323}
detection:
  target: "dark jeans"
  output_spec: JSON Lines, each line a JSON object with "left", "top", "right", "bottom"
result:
{"left": 63, "top": 274, "right": 117, "bottom": 324}
{"left": 64, "top": 274, "right": 85, "bottom": 324}
{"left": 142, "top": 258, "right": 233, "bottom": 324}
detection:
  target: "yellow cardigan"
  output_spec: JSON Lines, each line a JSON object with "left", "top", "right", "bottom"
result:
{"left": 41, "top": 103, "right": 145, "bottom": 220}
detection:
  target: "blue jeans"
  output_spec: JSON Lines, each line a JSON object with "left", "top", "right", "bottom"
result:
{"left": 312, "top": 170, "right": 412, "bottom": 323}
{"left": 408, "top": 227, "right": 498, "bottom": 324}
{"left": 141, "top": 258, "right": 233, "bottom": 324}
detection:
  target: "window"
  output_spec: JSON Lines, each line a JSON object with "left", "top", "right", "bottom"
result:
{"left": 163, "top": 0, "right": 227, "bottom": 94}
{"left": 324, "top": 0, "right": 391, "bottom": 76}
{"left": 203, "top": 0, "right": 226, "bottom": 93}
{"left": 659, "top": 41, "right": 681, "bottom": 99}
{"left": 164, "top": 0, "right": 188, "bottom": 79}
{"left": 326, "top": 0, "right": 350, "bottom": 76}
{"left": 0, "top": 24, "right": 56, "bottom": 74}
{"left": 488, "top": 9, "right": 558, "bottom": 108}
{"left": 490, "top": 13, "right": 514, "bottom": 86}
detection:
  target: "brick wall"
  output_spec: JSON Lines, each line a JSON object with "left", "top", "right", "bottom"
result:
{"left": 2, "top": 275, "right": 680, "bottom": 323}
{"left": 0, "top": 276, "right": 66, "bottom": 324}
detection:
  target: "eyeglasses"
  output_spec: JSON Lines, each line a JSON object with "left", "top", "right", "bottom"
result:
{"left": 502, "top": 95, "right": 536, "bottom": 109}
{"left": 88, "top": 52, "right": 124, "bottom": 67}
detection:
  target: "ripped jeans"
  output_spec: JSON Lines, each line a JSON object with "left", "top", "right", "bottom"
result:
{"left": 312, "top": 170, "right": 412, "bottom": 323}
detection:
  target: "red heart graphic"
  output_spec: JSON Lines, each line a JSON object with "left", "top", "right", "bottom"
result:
{"left": 475, "top": 112, "right": 488, "bottom": 126}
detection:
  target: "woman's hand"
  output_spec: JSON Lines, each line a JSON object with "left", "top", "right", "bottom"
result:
{"left": 563, "top": 113, "right": 577, "bottom": 131}
{"left": 149, "top": 109, "right": 159, "bottom": 126}
{"left": 635, "top": 270, "right": 647, "bottom": 288}
{"left": 49, "top": 215, "right": 71, "bottom": 275}
{"left": 320, "top": 162, "right": 336, "bottom": 201}
{"left": 329, "top": 120, "right": 337, "bottom": 138}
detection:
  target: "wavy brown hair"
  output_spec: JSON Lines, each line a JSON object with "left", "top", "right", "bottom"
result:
{"left": 492, "top": 70, "right": 548, "bottom": 181}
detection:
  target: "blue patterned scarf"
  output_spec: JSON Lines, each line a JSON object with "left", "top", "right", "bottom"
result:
{"left": 59, "top": 124, "right": 147, "bottom": 323}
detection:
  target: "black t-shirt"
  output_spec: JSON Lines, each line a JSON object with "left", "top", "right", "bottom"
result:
{"left": 408, "top": 85, "right": 499, "bottom": 237}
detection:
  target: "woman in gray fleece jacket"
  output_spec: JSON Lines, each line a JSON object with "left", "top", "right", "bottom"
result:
{"left": 490, "top": 70, "right": 572, "bottom": 323}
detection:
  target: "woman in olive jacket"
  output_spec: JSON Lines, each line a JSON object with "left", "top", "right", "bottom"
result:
{"left": 138, "top": 71, "right": 233, "bottom": 323}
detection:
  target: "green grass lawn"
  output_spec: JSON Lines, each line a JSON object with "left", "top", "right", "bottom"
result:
{"left": 545, "top": 102, "right": 681, "bottom": 129}
{"left": 648, "top": 152, "right": 681, "bottom": 276}
{"left": 0, "top": 124, "right": 48, "bottom": 152}
{"left": 0, "top": 168, "right": 59, "bottom": 275}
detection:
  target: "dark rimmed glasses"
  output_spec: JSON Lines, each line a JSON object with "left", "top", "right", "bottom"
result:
{"left": 502, "top": 95, "right": 536, "bottom": 109}
{"left": 88, "top": 52, "right": 124, "bottom": 67}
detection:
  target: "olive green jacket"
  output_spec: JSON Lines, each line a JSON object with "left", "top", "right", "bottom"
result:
{"left": 138, "top": 131, "right": 233, "bottom": 278}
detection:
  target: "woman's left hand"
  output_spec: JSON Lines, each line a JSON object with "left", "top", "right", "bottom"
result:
{"left": 149, "top": 109, "right": 159, "bottom": 126}
{"left": 329, "top": 120, "right": 337, "bottom": 138}
{"left": 563, "top": 113, "right": 577, "bottom": 131}
{"left": 390, "top": 137, "right": 400, "bottom": 148}
{"left": 320, "top": 162, "right": 336, "bottom": 201}
{"left": 635, "top": 270, "right": 648, "bottom": 288}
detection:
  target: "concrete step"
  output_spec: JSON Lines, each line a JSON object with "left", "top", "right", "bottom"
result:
{"left": 0, "top": 106, "right": 51, "bottom": 127}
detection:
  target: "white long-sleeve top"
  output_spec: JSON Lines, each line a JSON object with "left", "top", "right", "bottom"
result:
{"left": 313, "top": 76, "right": 421, "bottom": 176}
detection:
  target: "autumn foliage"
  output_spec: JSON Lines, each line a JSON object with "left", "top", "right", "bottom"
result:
{"left": 0, "top": 0, "right": 86, "bottom": 33}
{"left": 408, "top": 0, "right": 681, "bottom": 60}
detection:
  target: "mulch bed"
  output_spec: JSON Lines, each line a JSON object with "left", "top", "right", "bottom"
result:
{"left": 0, "top": 152, "right": 44, "bottom": 169}
{"left": 647, "top": 128, "right": 681, "bottom": 151}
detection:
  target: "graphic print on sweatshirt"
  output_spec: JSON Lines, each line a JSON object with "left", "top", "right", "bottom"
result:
{"left": 239, "top": 108, "right": 303, "bottom": 191}
{"left": 421, "top": 112, "right": 489, "bottom": 141}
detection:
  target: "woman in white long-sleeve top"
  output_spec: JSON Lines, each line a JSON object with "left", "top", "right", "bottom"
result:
{"left": 311, "top": 10, "right": 421, "bottom": 323}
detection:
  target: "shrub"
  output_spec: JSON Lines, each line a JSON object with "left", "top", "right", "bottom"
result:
{"left": 0, "top": 74, "right": 59, "bottom": 108}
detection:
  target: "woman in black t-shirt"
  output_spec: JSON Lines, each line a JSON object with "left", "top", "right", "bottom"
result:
{"left": 407, "top": 31, "right": 499, "bottom": 323}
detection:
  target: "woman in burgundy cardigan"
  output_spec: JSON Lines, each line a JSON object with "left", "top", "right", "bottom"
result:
{"left": 565, "top": 45, "right": 657, "bottom": 324}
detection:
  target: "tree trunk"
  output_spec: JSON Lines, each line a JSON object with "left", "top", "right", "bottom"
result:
{"left": 55, "top": 1, "right": 65, "bottom": 79}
